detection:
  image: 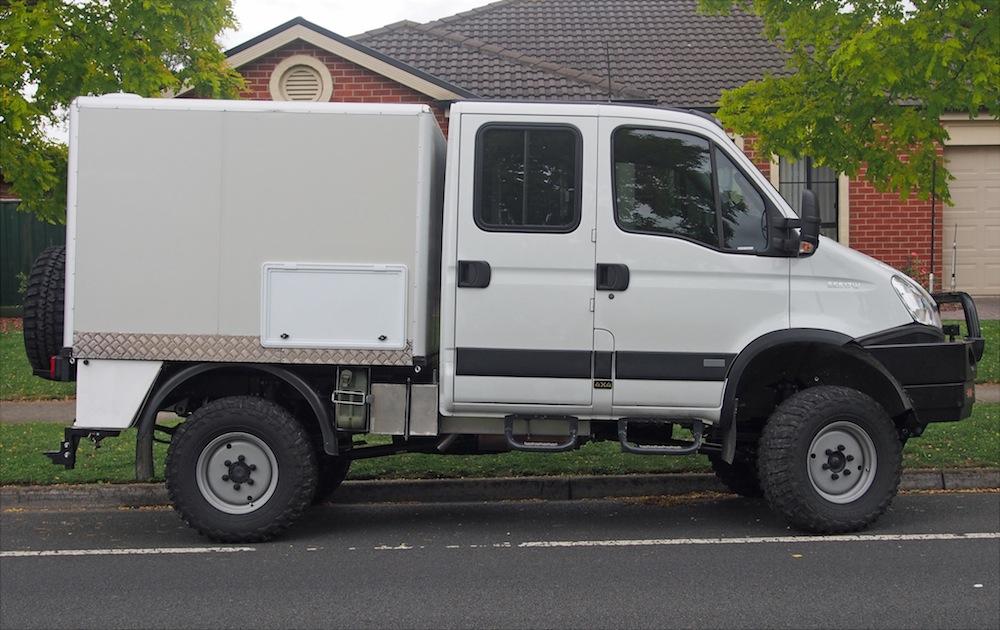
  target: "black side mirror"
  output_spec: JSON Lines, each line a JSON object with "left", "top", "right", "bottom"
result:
{"left": 798, "top": 189, "right": 821, "bottom": 256}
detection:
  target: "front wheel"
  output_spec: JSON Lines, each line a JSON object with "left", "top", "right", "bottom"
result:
{"left": 165, "top": 396, "right": 318, "bottom": 542}
{"left": 757, "top": 386, "right": 902, "bottom": 533}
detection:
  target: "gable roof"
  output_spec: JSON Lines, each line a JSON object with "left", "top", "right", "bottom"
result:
{"left": 357, "top": 0, "right": 789, "bottom": 108}
{"left": 224, "top": 17, "right": 477, "bottom": 100}
{"left": 355, "top": 21, "right": 649, "bottom": 101}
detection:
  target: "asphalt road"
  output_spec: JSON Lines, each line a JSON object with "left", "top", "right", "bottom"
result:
{"left": 2, "top": 491, "right": 998, "bottom": 629}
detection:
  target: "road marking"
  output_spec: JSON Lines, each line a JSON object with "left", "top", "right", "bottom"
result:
{"left": 517, "top": 532, "right": 1000, "bottom": 548}
{"left": 0, "top": 546, "right": 255, "bottom": 558}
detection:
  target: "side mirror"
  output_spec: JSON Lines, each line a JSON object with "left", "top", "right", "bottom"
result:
{"left": 798, "top": 189, "right": 821, "bottom": 256}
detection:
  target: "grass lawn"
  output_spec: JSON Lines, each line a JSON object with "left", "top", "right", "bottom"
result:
{"left": 0, "top": 332, "right": 75, "bottom": 401}
{"left": 945, "top": 319, "right": 998, "bottom": 384}
{"left": 1, "top": 403, "right": 996, "bottom": 486}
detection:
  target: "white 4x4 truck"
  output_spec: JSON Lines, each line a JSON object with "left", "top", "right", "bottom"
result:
{"left": 26, "top": 95, "right": 984, "bottom": 542}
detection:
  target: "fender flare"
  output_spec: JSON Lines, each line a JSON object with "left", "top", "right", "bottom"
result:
{"left": 134, "top": 363, "right": 338, "bottom": 480}
{"left": 718, "top": 328, "right": 911, "bottom": 462}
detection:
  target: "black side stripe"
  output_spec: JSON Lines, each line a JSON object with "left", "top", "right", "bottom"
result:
{"left": 615, "top": 351, "right": 734, "bottom": 381}
{"left": 456, "top": 348, "right": 735, "bottom": 381}
{"left": 594, "top": 351, "right": 613, "bottom": 379}
{"left": 456, "top": 348, "right": 592, "bottom": 378}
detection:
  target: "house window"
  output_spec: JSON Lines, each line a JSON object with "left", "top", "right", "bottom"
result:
{"left": 474, "top": 125, "right": 581, "bottom": 232}
{"left": 778, "top": 157, "right": 839, "bottom": 240}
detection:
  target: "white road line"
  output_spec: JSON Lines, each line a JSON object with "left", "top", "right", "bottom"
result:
{"left": 0, "top": 546, "right": 255, "bottom": 558}
{"left": 518, "top": 532, "right": 1000, "bottom": 548}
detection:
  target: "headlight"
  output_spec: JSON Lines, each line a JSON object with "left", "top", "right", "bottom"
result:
{"left": 891, "top": 275, "right": 941, "bottom": 328}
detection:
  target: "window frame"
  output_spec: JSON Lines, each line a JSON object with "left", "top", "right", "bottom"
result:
{"left": 777, "top": 155, "right": 839, "bottom": 240}
{"left": 473, "top": 122, "right": 584, "bottom": 234}
{"left": 610, "top": 124, "right": 775, "bottom": 255}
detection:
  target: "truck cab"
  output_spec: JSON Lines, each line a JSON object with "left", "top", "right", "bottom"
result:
{"left": 27, "top": 97, "right": 983, "bottom": 542}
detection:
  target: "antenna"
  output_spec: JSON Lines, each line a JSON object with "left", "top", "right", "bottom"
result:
{"left": 951, "top": 223, "right": 958, "bottom": 291}
{"left": 605, "top": 42, "right": 613, "bottom": 101}
{"left": 929, "top": 159, "right": 936, "bottom": 292}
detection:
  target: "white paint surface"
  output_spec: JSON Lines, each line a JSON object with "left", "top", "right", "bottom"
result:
{"left": 261, "top": 263, "right": 407, "bottom": 349}
{"left": 74, "top": 360, "right": 162, "bottom": 429}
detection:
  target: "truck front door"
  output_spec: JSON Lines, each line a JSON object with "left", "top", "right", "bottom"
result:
{"left": 450, "top": 114, "right": 598, "bottom": 412}
{"left": 594, "top": 117, "right": 790, "bottom": 418}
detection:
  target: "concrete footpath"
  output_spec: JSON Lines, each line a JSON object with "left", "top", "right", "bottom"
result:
{"left": 3, "top": 383, "right": 999, "bottom": 423}
{"left": 1, "top": 469, "right": 997, "bottom": 510}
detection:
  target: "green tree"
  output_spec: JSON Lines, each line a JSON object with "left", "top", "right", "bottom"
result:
{"left": 700, "top": 0, "right": 999, "bottom": 201}
{"left": 1, "top": 0, "right": 244, "bottom": 222}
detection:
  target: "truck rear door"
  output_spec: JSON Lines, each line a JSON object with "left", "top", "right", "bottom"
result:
{"left": 450, "top": 113, "right": 598, "bottom": 412}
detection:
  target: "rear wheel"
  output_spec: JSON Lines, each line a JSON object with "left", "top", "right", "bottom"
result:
{"left": 757, "top": 386, "right": 901, "bottom": 533}
{"left": 165, "top": 396, "right": 318, "bottom": 542}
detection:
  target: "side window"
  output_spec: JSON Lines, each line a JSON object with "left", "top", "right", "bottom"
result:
{"left": 613, "top": 128, "right": 718, "bottom": 247}
{"left": 475, "top": 126, "right": 580, "bottom": 232}
{"left": 612, "top": 127, "right": 769, "bottom": 252}
{"left": 715, "top": 148, "right": 767, "bottom": 251}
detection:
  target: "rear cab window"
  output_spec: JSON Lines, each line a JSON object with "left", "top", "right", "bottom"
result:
{"left": 474, "top": 125, "right": 582, "bottom": 233}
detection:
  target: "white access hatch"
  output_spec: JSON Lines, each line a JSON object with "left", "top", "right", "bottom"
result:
{"left": 261, "top": 263, "right": 408, "bottom": 349}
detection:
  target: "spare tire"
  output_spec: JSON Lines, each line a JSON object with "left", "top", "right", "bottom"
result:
{"left": 23, "top": 245, "right": 66, "bottom": 378}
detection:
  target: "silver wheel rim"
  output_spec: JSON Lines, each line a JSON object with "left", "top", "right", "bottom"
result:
{"left": 807, "top": 420, "right": 877, "bottom": 504}
{"left": 195, "top": 432, "right": 278, "bottom": 514}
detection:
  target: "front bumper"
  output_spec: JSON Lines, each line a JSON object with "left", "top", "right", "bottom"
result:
{"left": 862, "top": 292, "right": 984, "bottom": 424}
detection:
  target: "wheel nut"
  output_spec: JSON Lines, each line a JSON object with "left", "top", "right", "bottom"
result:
{"left": 222, "top": 474, "right": 230, "bottom": 481}
{"left": 825, "top": 449, "right": 833, "bottom": 456}
{"left": 831, "top": 473, "right": 840, "bottom": 480}
{"left": 238, "top": 455, "right": 246, "bottom": 462}
{"left": 822, "top": 463, "right": 829, "bottom": 470}
{"left": 247, "top": 479, "right": 254, "bottom": 486}
{"left": 846, "top": 455, "right": 855, "bottom": 462}
{"left": 844, "top": 470, "right": 851, "bottom": 476}
{"left": 250, "top": 464, "right": 257, "bottom": 471}
{"left": 837, "top": 444, "right": 845, "bottom": 451}
{"left": 224, "top": 460, "right": 231, "bottom": 467}
{"left": 233, "top": 483, "right": 241, "bottom": 491}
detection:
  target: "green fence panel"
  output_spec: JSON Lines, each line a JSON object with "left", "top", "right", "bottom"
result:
{"left": 0, "top": 200, "right": 66, "bottom": 310}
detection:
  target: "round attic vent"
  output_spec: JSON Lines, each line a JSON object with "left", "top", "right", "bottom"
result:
{"left": 269, "top": 55, "right": 333, "bottom": 102}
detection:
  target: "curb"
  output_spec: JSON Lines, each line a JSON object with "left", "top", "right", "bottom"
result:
{"left": 1, "top": 469, "right": 997, "bottom": 510}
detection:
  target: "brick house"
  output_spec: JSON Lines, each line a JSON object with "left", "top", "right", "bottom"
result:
{"left": 197, "top": 1, "right": 998, "bottom": 296}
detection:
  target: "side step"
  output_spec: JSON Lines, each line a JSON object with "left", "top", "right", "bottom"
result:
{"left": 618, "top": 419, "right": 703, "bottom": 455}
{"left": 504, "top": 416, "right": 579, "bottom": 452}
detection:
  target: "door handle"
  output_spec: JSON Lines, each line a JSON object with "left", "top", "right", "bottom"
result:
{"left": 458, "top": 260, "right": 491, "bottom": 288}
{"left": 596, "top": 263, "right": 629, "bottom": 291}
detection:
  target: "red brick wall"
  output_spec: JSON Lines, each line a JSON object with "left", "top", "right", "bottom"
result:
{"left": 740, "top": 134, "right": 771, "bottom": 180}
{"left": 236, "top": 41, "right": 449, "bottom": 134}
{"left": 847, "top": 170, "right": 942, "bottom": 287}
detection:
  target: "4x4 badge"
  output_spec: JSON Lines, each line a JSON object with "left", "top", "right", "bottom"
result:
{"left": 594, "top": 379, "right": 612, "bottom": 389}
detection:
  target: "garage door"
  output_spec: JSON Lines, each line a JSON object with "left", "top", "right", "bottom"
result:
{"left": 943, "top": 145, "right": 1000, "bottom": 295}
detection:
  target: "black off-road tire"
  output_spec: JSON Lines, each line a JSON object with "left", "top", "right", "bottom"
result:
{"left": 313, "top": 455, "right": 352, "bottom": 504}
{"left": 22, "top": 245, "right": 66, "bottom": 377}
{"left": 757, "top": 386, "right": 902, "bottom": 534}
{"left": 165, "top": 396, "right": 318, "bottom": 543}
{"left": 709, "top": 453, "right": 763, "bottom": 498}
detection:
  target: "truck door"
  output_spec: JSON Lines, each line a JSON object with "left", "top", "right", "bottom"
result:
{"left": 594, "top": 117, "right": 790, "bottom": 415}
{"left": 451, "top": 114, "right": 598, "bottom": 410}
